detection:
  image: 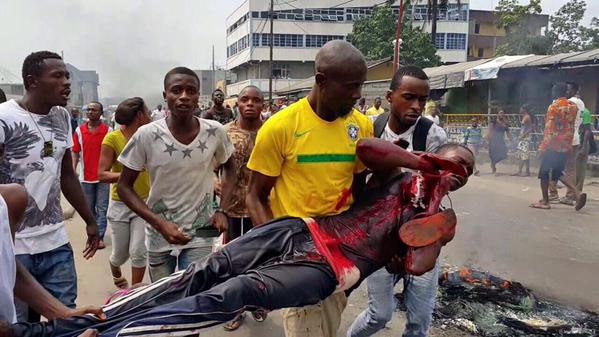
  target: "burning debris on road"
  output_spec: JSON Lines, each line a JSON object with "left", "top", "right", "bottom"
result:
{"left": 397, "top": 267, "right": 599, "bottom": 336}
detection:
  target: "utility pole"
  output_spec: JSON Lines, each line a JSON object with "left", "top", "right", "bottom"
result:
{"left": 212, "top": 44, "right": 215, "bottom": 92}
{"left": 268, "top": 0, "right": 274, "bottom": 103}
{"left": 393, "top": 0, "right": 405, "bottom": 72}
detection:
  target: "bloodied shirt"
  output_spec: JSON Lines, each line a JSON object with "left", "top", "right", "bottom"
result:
{"left": 312, "top": 173, "right": 419, "bottom": 291}
{"left": 118, "top": 117, "right": 234, "bottom": 252}
{"left": 0, "top": 100, "right": 72, "bottom": 255}
{"left": 223, "top": 121, "right": 257, "bottom": 218}
{"left": 247, "top": 97, "right": 374, "bottom": 218}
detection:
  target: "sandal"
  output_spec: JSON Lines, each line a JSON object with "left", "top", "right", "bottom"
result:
{"left": 223, "top": 313, "right": 244, "bottom": 331}
{"left": 575, "top": 193, "right": 587, "bottom": 211}
{"left": 113, "top": 276, "right": 129, "bottom": 289}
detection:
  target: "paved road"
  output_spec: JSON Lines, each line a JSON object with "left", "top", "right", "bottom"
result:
{"left": 62, "top": 164, "right": 598, "bottom": 336}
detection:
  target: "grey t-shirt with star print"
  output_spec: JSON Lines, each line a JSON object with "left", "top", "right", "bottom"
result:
{"left": 118, "top": 117, "right": 233, "bottom": 252}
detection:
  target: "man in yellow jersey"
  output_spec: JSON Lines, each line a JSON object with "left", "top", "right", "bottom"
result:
{"left": 246, "top": 40, "right": 373, "bottom": 337}
{"left": 365, "top": 97, "right": 384, "bottom": 117}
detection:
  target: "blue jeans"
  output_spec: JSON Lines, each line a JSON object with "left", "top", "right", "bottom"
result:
{"left": 347, "top": 261, "right": 440, "bottom": 337}
{"left": 81, "top": 182, "right": 109, "bottom": 239}
{"left": 148, "top": 246, "right": 213, "bottom": 282}
{"left": 14, "top": 243, "right": 77, "bottom": 322}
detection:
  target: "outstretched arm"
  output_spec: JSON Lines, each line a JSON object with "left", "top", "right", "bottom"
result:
{"left": 356, "top": 138, "right": 437, "bottom": 173}
{"left": 61, "top": 151, "right": 99, "bottom": 259}
{"left": 0, "top": 184, "right": 105, "bottom": 321}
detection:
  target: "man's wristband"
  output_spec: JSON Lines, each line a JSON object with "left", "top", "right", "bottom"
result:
{"left": 215, "top": 208, "right": 227, "bottom": 215}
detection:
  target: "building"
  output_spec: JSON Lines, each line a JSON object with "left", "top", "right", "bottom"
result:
{"left": 467, "top": 10, "right": 549, "bottom": 61}
{"left": 66, "top": 63, "right": 99, "bottom": 108}
{"left": 411, "top": 0, "right": 470, "bottom": 64}
{"left": 194, "top": 69, "right": 234, "bottom": 107}
{"left": 225, "top": 0, "right": 471, "bottom": 97}
{"left": 0, "top": 66, "right": 24, "bottom": 99}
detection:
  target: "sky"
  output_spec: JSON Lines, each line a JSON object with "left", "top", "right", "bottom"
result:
{"left": 0, "top": 0, "right": 597, "bottom": 102}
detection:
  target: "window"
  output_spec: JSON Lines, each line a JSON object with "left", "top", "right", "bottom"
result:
{"left": 474, "top": 23, "right": 480, "bottom": 34}
{"left": 227, "top": 34, "right": 250, "bottom": 58}
{"left": 446, "top": 33, "right": 466, "bottom": 49}
{"left": 435, "top": 33, "right": 445, "bottom": 49}
{"left": 477, "top": 48, "right": 484, "bottom": 57}
{"left": 251, "top": 11, "right": 259, "bottom": 18}
{"left": 305, "top": 35, "right": 344, "bottom": 48}
{"left": 447, "top": 4, "right": 468, "bottom": 21}
{"left": 252, "top": 34, "right": 260, "bottom": 47}
{"left": 227, "top": 13, "right": 249, "bottom": 34}
{"left": 272, "top": 63, "right": 289, "bottom": 78}
{"left": 258, "top": 34, "right": 303, "bottom": 47}
{"left": 413, "top": 5, "right": 429, "bottom": 20}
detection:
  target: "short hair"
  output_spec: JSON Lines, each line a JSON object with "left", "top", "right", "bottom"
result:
{"left": 22, "top": 51, "right": 62, "bottom": 90}
{"left": 163, "top": 67, "right": 200, "bottom": 89}
{"left": 87, "top": 101, "right": 103, "bottom": 112}
{"left": 116, "top": 97, "right": 145, "bottom": 125}
{"left": 566, "top": 81, "right": 579, "bottom": 92}
{"left": 374, "top": 97, "right": 381, "bottom": 101}
{"left": 552, "top": 82, "right": 568, "bottom": 98}
{"left": 436, "top": 143, "right": 475, "bottom": 176}
{"left": 389, "top": 65, "right": 428, "bottom": 91}
{"left": 239, "top": 85, "right": 263, "bottom": 99}
{"left": 0, "top": 88, "right": 6, "bottom": 104}
{"left": 213, "top": 88, "right": 224, "bottom": 95}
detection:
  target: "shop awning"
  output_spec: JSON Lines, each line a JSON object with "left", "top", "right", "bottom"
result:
{"left": 424, "top": 59, "right": 491, "bottom": 90}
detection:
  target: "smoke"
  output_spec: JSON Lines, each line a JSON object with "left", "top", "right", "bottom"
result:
{"left": 0, "top": 0, "right": 240, "bottom": 106}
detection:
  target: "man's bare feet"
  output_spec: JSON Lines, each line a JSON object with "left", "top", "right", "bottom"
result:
{"left": 530, "top": 202, "right": 551, "bottom": 209}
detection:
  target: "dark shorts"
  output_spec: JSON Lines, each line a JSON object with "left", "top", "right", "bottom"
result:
{"left": 538, "top": 150, "right": 569, "bottom": 181}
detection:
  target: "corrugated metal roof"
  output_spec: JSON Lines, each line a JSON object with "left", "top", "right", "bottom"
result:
{"left": 560, "top": 49, "right": 599, "bottom": 64}
{"left": 425, "top": 58, "right": 491, "bottom": 89}
{"left": 500, "top": 55, "right": 547, "bottom": 68}
{"left": 524, "top": 51, "right": 586, "bottom": 66}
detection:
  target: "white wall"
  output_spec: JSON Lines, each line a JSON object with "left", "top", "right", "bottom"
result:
{"left": 226, "top": 78, "right": 308, "bottom": 96}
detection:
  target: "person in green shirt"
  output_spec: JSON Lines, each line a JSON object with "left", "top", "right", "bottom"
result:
{"left": 576, "top": 108, "right": 596, "bottom": 192}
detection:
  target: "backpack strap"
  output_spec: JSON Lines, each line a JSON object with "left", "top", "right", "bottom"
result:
{"left": 373, "top": 112, "right": 391, "bottom": 138}
{"left": 412, "top": 117, "right": 434, "bottom": 152}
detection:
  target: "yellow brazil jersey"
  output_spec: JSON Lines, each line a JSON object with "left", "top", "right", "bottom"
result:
{"left": 365, "top": 106, "right": 384, "bottom": 116}
{"left": 102, "top": 129, "right": 151, "bottom": 201}
{"left": 247, "top": 97, "right": 374, "bottom": 218}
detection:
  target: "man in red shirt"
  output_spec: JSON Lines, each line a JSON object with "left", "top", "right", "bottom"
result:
{"left": 72, "top": 101, "right": 111, "bottom": 248}
{"left": 530, "top": 83, "right": 586, "bottom": 211}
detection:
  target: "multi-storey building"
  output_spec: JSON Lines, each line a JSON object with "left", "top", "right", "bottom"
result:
{"left": 467, "top": 9, "right": 549, "bottom": 61}
{"left": 66, "top": 63, "right": 99, "bottom": 108}
{"left": 225, "top": 0, "right": 470, "bottom": 97}
{"left": 411, "top": 0, "right": 470, "bottom": 63}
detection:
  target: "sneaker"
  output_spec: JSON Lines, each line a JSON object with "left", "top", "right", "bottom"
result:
{"left": 559, "top": 197, "right": 575, "bottom": 206}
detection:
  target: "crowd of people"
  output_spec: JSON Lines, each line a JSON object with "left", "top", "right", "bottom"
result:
{"left": 0, "top": 38, "right": 593, "bottom": 337}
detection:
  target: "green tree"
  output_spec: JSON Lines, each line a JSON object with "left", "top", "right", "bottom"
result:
{"left": 494, "top": 0, "right": 553, "bottom": 55}
{"left": 547, "top": 0, "right": 587, "bottom": 53}
{"left": 348, "top": 3, "right": 441, "bottom": 68}
{"left": 348, "top": 5, "right": 396, "bottom": 61}
{"left": 581, "top": 18, "right": 599, "bottom": 49}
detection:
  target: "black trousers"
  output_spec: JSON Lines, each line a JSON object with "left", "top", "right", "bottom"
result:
{"left": 10, "top": 218, "right": 336, "bottom": 337}
{"left": 227, "top": 216, "right": 253, "bottom": 241}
